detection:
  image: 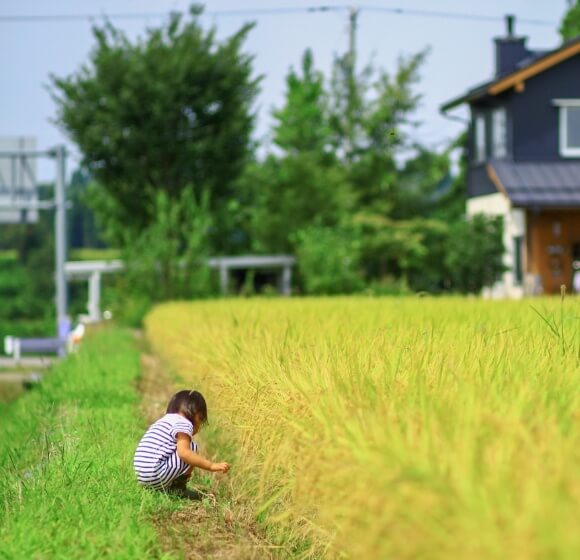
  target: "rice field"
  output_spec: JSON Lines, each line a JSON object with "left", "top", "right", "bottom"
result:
{"left": 146, "top": 297, "right": 580, "bottom": 559}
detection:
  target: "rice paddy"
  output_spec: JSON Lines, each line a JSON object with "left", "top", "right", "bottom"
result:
{"left": 145, "top": 296, "right": 580, "bottom": 559}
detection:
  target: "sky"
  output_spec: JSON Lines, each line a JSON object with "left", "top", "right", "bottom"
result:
{"left": 0, "top": 0, "right": 570, "bottom": 180}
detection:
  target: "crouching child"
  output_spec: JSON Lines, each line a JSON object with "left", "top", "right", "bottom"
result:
{"left": 134, "top": 390, "right": 229, "bottom": 497}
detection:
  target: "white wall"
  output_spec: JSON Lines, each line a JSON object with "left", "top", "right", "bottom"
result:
{"left": 467, "top": 192, "right": 526, "bottom": 299}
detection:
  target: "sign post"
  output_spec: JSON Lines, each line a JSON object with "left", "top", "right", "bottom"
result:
{"left": 0, "top": 143, "right": 69, "bottom": 339}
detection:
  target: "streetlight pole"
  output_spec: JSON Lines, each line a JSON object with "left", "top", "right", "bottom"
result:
{"left": 54, "top": 145, "right": 68, "bottom": 341}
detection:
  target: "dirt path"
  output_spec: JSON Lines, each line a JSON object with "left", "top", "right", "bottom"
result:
{"left": 138, "top": 349, "right": 278, "bottom": 560}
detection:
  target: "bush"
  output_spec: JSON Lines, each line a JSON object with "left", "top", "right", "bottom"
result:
{"left": 115, "top": 187, "right": 218, "bottom": 325}
{"left": 444, "top": 214, "right": 505, "bottom": 293}
{"left": 293, "top": 226, "right": 364, "bottom": 295}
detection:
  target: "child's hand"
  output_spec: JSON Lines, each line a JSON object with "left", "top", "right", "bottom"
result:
{"left": 210, "top": 461, "right": 230, "bottom": 473}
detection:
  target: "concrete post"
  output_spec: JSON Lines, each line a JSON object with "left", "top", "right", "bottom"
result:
{"left": 219, "top": 264, "right": 229, "bottom": 295}
{"left": 281, "top": 265, "right": 292, "bottom": 296}
{"left": 88, "top": 271, "right": 102, "bottom": 322}
{"left": 14, "top": 338, "right": 21, "bottom": 364}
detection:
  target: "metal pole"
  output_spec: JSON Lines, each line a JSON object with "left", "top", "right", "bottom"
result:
{"left": 346, "top": 6, "right": 359, "bottom": 161}
{"left": 54, "top": 145, "right": 68, "bottom": 337}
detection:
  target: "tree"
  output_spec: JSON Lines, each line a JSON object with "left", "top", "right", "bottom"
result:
{"left": 560, "top": 1, "right": 580, "bottom": 40}
{"left": 329, "top": 50, "right": 428, "bottom": 209}
{"left": 247, "top": 50, "right": 352, "bottom": 253}
{"left": 271, "top": 49, "right": 333, "bottom": 155}
{"left": 51, "top": 6, "right": 259, "bottom": 251}
{"left": 444, "top": 215, "right": 506, "bottom": 293}
{"left": 68, "top": 168, "right": 105, "bottom": 249}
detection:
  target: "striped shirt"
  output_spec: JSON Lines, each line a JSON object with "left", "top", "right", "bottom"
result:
{"left": 133, "top": 413, "right": 198, "bottom": 489}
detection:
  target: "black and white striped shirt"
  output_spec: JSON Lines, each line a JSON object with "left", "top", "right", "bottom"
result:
{"left": 133, "top": 413, "right": 198, "bottom": 489}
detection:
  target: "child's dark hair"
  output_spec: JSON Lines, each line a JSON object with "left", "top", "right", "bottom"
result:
{"left": 166, "top": 390, "right": 208, "bottom": 425}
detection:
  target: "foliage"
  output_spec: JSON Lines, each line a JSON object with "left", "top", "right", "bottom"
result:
{"left": 247, "top": 153, "right": 351, "bottom": 253}
{"left": 48, "top": 8, "right": 503, "bottom": 298}
{"left": 0, "top": 201, "right": 56, "bottom": 337}
{"left": 68, "top": 168, "right": 105, "bottom": 249}
{"left": 444, "top": 214, "right": 506, "bottom": 293}
{"left": 245, "top": 44, "right": 502, "bottom": 296}
{"left": 293, "top": 225, "right": 364, "bottom": 294}
{"left": 560, "top": 1, "right": 580, "bottom": 40}
{"left": 245, "top": 50, "right": 352, "bottom": 254}
{"left": 0, "top": 175, "right": 111, "bottom": 337}
{"left": 330, "top": 50, "right": 429, "bottom": 207}
{"left": 272, "top": 49, "right": 334, "bottom": 155}
{"left": 147, "top": 298, "right": 580, "bottom": 559}
{"left": 113, "top": 187, "right": 216, "bottom": 325}
{"left": 51, "top": 6, "right": 260, "bottom": 252}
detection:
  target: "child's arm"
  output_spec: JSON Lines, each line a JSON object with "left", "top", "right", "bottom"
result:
{"left": 176, "top": 433, "right": 230, "bottom": 473}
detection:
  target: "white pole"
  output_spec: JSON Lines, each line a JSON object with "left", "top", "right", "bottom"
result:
{"left": 88, "top": 271, "right": 102, "bottom": 322}
{"left": 281, "top": 266, "right": 292, "bottom": 296}
{"left": 219, "top": 264, "right": 228, "bottom": 295}
{"left": 14, "top": 338, "right": 21, "bottom": 364}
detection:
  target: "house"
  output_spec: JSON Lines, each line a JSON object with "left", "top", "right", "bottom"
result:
{"left": 441, "top": 15, "right": 580, "bottom": 297}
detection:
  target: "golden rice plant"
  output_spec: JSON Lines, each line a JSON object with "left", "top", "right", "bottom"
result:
{"left": 145, "top": 297, "right": 580, "bottom": 559}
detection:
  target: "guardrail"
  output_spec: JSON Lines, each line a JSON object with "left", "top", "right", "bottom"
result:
{"left": 3, "top": 336, "right": 67, "bottom": 363}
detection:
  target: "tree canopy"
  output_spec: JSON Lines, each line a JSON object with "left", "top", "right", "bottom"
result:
{"left": 51, "top": 7, "right": 260, "bottom": 250}
{"left": 48, "top": 9, "right": 504, "bottom": 302}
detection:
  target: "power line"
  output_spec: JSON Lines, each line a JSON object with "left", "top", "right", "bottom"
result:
{"left": 0, "top": 4, "right": 557, "bottom": 27}
{"left": 0, "top": 6, "right": 347, "bottom": 23}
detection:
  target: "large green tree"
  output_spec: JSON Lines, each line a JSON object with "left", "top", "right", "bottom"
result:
{"left": 51, "top": 6, "right": 259, "bottom": 251}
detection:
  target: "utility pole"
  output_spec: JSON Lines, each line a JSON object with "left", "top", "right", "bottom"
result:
{"left": 346, "top": 6, "right": 359, "bottom": 161}
{"left": 348, "top": 6, "right": 358, "bottom": 71}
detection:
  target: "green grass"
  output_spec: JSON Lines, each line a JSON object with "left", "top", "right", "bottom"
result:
{"left": 69, "top": 248, "right": 121, "bottom": 261}
{"left": 0, "top": 250, "right": 17, "bottom": 263}
{"left": 0, "top": 381, "right": 24, "bottom": 404}
{"left": 0, "top": 328, "right": 176, "bottom": 559}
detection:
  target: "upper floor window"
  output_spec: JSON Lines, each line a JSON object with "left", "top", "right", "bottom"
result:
{"left": 474, "top": 115, "right": 486, "bottom": 162}
{"left": 491, "top": 107, "right": 507, "bottom": 158}
{"left": 554, "top": 99, "right": 580, "bottom": 157}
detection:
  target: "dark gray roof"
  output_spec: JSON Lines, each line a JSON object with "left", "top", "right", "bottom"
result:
{"left": 441, "top": 37, "right": 580, "bottom": 112}
{"left": 491, "top": 160, "right": 580, "bottom": 207}
{"left": 514, "top": 50, "right": 549, "bottom": 70}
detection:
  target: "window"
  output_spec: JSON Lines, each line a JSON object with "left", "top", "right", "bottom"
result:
{"left": 554, "top": 99, "right": 580, "bottom": 157}
{"left": 474, "top": 115, "right": 486, "bottom": 162}
{"left": 491, "top": 108, "right": 507, "bottom": 158}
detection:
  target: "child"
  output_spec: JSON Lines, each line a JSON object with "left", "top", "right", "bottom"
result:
{"left": 133, "top": 389, "right": 229, "bottom": 494}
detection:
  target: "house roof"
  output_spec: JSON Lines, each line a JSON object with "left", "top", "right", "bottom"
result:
{"left": 487, "top": 160, "right": 580, "bottom": 207}
{"left": 441, "top": 36, "right": 580, "bottom": 112}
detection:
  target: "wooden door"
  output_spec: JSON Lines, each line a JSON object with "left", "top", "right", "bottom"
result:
{"left": 526, "top": 210, "right": 580, "bottom": 294}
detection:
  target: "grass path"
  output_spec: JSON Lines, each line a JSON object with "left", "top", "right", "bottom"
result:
{"left": 138, "top": 348, "right": 276, "bottom": 559}
{"left": 0, "top": 328, "right": 171, "bottom": 559}
{"left": 0, "top": 327, "right": 276, "bottom": 559}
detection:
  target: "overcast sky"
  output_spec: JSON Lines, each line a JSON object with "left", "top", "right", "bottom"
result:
{"left": 0, "top": 0, "right": 570, "bottom": 180}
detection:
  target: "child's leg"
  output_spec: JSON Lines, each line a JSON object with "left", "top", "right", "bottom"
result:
{"left": 168, "top": 465, "right": 193, "bottom": 490}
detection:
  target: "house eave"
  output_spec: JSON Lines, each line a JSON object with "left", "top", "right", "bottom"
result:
{"left": 440, "top": 36, "right": 580, "bottom": 113}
